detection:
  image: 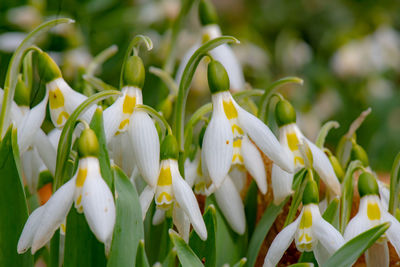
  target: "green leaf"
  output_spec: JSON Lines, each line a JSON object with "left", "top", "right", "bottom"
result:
{"left": 107, "top": 166, "right": 144, "bottom": 267}
{"left": 284, "top": 169, "right": 308, "bottom": 226}
{"left": 340, "top": 160, "right": 363, "bottom": 233}
{"left": 0, "top": 127, "right": 33, "bottom": 267}
{"left": 54, "top": 90, "right": 120, "bottom": 190}
{"left": 162, "top": 248, "right": 177, "bottom": 267}
{"left": 389, "top": 152, "right": 400, "bottom": 214}
{"left": 322, "top": 198, "right": 340, "bottom": 230}
{"left": 174, "top": 36, "right": 239, "bottom": 151}
{"left": 298, "top": 252, "right": 318, "bottom": 266}
{"left": 232, "top": 258, "right": 247, "bottom": 267}
{"left": 189, "top": 205, "right": 217, "bottom": 267}
{"left": 169, "top": 229, "right": 203, "bottom": 267}
{"left": 323, "top": 223, "right": 390, "bottom": 267}
{"left": 246, "top": 199, "right": 288, "bottom": 267}
{"left": 83, "top": 75, "right": 118, "bottom": 92}
{"left": 289, "top": 263, "right": 314, "bottom": 267}
{"left": 0, "top": 18, "right": 74, "bottom": 136}
{"left": 63, "top": 208, "right": 107, "bottom": 267}
{"left": 135, "top": 240, "right": 150, "bottom": 267}
{"left": 89, "top": 108, "right": 113, "bottom": 188}
{"left": 315, "top": 121, "right": 340, "bottom": 148}
{"left": 245, "top": 181, "right": 258, "bottom": 238}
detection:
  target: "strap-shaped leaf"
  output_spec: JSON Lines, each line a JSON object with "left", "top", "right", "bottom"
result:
{"left": 136, "top": 240, "right": 150, "bottom": 267}
{"left": 389, "top": 152, "right": 400, "bottom": 214}
{"left": 169, "top": 229, "right": 203, "bottom": 267}
{"left": 323, "top": 223, "right": 390, "bottom": 267}
{"left": 322, "top": 197, "right": 340, "bottom": 230}
{"left": 107, "top": 166, "right": 144, "bottom": 267}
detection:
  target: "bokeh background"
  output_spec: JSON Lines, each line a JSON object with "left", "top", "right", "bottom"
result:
{"left": 0, "top": 0, "right": 399, "bottom": 172}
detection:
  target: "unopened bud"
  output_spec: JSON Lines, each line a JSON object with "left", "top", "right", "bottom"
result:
{"left": 358, "top": 172, "right": 379, "bottom": 197}
{"left": 275, "top": 99, "right": 296, "bottom": 127}
{"left": 78, "top": 127, "right": 100, "bottom": 158}
{"left": 123, "top": 55, "right": 145, "bottom": 88}
{"left": 161, "top": 134, "right": 179, "bottom": 160}
{"left": 208, "top": 60, "right": 229, "bottom": 94}
{"left": 199, "top": 0, "right": 218, "bottom": 26}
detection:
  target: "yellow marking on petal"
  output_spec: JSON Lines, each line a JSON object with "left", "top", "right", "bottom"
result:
{"left": 158, "top": 167, "right": 172, "bottom": 186}
{"left": 76, "top": 168, "right": 88, "bottom": 187}
{"left": 76, "top": 195, "right": 82, "bottom": 205}
{"left": 57, "top": 111, "right": 69, "bottom": 125}
{"left": 299, "top": 209, "right": 313, "bottom": 229}
{"left": 287, "top": 132, "right": 300, "bottom": 152}
{"left": 295, "top": 156, "right": 304, "bottom": 165}
{"left": 195, "top": 182, "right": 206, "bottom": 193}
{"left": 61, "top": 223, "right": 66, "bottom": 234}
{"left": 118, "top": 119, "right": 130, "bottom": 130}
{"left": 367, "top": 202, "right": 381, "bottom": 220}
{"left": 156, "top": 192, "right": 173, "bottom": 204}
{"left": 122, "top": 95, "right": 136, "bottom": 114}
{"left": 232, "top": 154, "right": 244, "bottom": 163}
{"left": 49, "top": 88, "right": 64, "bottom": 109}
{"left": 232, "top": 125, "right": 244, "bottom": 135}
{"left": 233, "top": 139, "right": 242, "bottom": 148}
{"left": 223, "top": 100, "right": 238, "bottom": 120}
{"left": 197, "top": 159, "right": 203, "bottom": 176}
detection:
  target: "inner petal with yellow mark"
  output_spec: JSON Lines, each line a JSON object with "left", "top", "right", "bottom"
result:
{"left": 286, "top": 132, "right": 304, "bottom": 166}
{"left": 295, "top": 208, "right": 315, "bottom": 252}
{"left": 156, "top": 164, "right": 174, "bottom": 210}
{"left": 49, "top": 88, "right": 65, "bottom": 109}
{"left": 232, "top": 138, "right": 244, "bottom": 165}
{"left": 223, "top": 99, "right": 238, "bottom": 120}
{"left": 367, "top": 201, "right": 381, "bottom": 221}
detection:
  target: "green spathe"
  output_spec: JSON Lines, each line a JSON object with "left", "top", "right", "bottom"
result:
{"left": 161, "top": 134, "right": 179, "bottom": 160}
{"left": 275, "top": 99, "right": 296, "bottom": 127}
{"left": 123, "top": 55, "right": 145, "bottom": 88}
{"left": 14, "top": 75, "right": 30, "bottom": 107}
{"left": 329, "top": 155, "right": 344, "bottom": 182}
{"left": 351, "top": 143, "right": 369, "bottom": 167}
{"left": 208, "top": 60, "right": 229, "bottom": 94}
{"left": 358, "top": 172, "right": 379, "bottom": 197}
{"left": 78, "top": 127, "right": 100, "bottom": 158}
{"left": 36, "top": 51, "right": 62, "bottom": 83}
{"left": 302, "top": 178, "right": 319, "bottom": 205}
{"left": 199, "top": 0, "right": 218, "bottom": 26}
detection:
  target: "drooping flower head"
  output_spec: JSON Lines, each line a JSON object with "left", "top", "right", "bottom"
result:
{"left": 344, "top": 172, "right": 400, "bottom": 266}
{"left": 272, "top": 99, "right": 341, "bottom": 204}
{"left": 202, "top": 60, "right": 293, "bottom": 192}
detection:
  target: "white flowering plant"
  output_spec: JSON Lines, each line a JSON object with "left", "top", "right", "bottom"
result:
{"left": 0, "top": 1, "right": 400, "bottom": 267}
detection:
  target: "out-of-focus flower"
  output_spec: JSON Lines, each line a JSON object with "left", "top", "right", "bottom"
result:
{"left": 0, "top": 32, "right": 26, "bottom": 53}
{"left": 6, "top": 6, "right": 42, "bottom": 31}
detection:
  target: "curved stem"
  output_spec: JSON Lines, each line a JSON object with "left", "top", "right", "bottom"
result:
{"left": 389, "top": 152, "right": 400, "bottom": 215}
{"left": 315, "top": 121, "right": 340, "bottom": 148}
{"left": 149, "top": 66, "right": 179, "bottom": 96}
{"left": 135, "top": 104, "right": 173, "bottom": 136}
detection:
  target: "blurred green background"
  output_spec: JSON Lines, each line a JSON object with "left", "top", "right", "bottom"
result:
{"left": 0, "top": 0, "right": 399, "bottom": 171}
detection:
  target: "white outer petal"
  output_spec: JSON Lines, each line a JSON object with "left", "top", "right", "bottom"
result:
{"left": 229, "top": 166, "right": 246, "bottom": 193}
{"left": 171, "top": 161, "right": 207, "bottom": 241}
{"left": 18, "top": 205, "right": 45, "bottom": 253}
{"left": 103, "top": 95, "right": 124, "bottom": 142}
{"left": 109, "top": 132, "right": 135, "bottom": 177}
{"left": 263, "top": 215, "right": 301, "bottom": 267}
{"left": 202, "top": 93, "right": 233, "bottom": 188}
{"left": 383, "top": 211, "right": 400, "bottom": 256}
{"left": 175, "top": 44, "right": 199, "bottom": 86}
{"left": 48, "top": 128, "right": 62, "bottom": 150}
{"left": 344, "top": 197, "right": 372, "bottom": 241}
{"left": 241, "top": 135, "right": 267, "bottom": 194}
{"left": 18, "top": 92, "right": 48, "bottom": 153}
{"left": 173, "top": 205, "right": 191, "bottom": 243}
{"left": 271, "top": 164, "right": 294, "bottom": 205}
{"left": 214, "top": 176, "right": 246, "bottom": 235}
{"left": 21, "top": 148, "right": 42, "bottom": 193}
{"left": 235, "top": 103, "right": 294, "bottom": 173}
{"left": 152, "top": 209, "right": 165, "bottom": 226}
{"left": 184, "top": 156, "right": 199, "bottom": 188}
{"left": 129, "top": 110, "right": 160, "bottom": 187}
{"left": 139, "top": 185, "right": 155, "bottom": 220}
{"left": 31, "top": 177, "right": 76, "bottom": 254}
{"left": 365, "top": 242, "right": 389, "bottom": 267}
{"left": 314, "top": 243, "right": 331, "bottom": 266}
{"left": 306, "top": 139, "right": 341, "bottom": 196}
{"left": 34, "top": 130, "right": 56, "bottom": 175}
{"left": 81, "top": 158, "right": 116, "bottom": 243}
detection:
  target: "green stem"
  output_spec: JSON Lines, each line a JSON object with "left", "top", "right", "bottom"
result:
{"left": 389, "top": 152, "right": 400, "bottom": 215}
{"left": 0, "top": 18, "right": 73, "bottom": 137}
{"left": 135, "top": 104, "right": 173, "bottom": 136}
{"left": 149, "top": 66, "right": 179, "bottom": 95}
{"left": 315, "top": 121, "right": 340, "bottom": 148}
{"left": 258, "top": 76, "right": 303, "bottom": 123}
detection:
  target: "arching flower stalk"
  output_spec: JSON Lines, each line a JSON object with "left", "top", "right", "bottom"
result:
{"left": 17, "top": 126, "right": 115, "bottom": 254}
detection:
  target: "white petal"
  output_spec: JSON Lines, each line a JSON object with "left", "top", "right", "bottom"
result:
{"left": 152, "top": 209, "right": 165, "bottom": 225}
{"left": 173, "top": 205, "right": 191, "bottom": 243}
{"left": 202, "top": 94, "right": 233, "bottom": 188}
{"left": 313, "top": 243, "right": 331, "bottom": 266}
{"left": 31, "top": 177, "right": 76, "bottom": 253}
{"left": 311, "top": 205, "right": 344, "bottom": 255}
{"left": 175, "top": 44, "right": 199, "bottom": 86}
{"left": 214, "top": 176, "right": 246, "bottom": 235}
{"left": 129, "top": 110, "right": 160, "bottom": 187}
{"left": 241, "top": 135, "right": 267, "bottom": 194}
{"left": 171, "top": 162, "right": 207, "bottom": 241}
{"left": 271, "top": 164, "right": 294, "bottom": 205}
{"left": 365, "top": 241, "right": 389, "bottom": 267}
{"left": 383, "top": 211, "right": 400, "bottom": 256}
{"left": 139, "top": 185, "right": 155, "bottom": 220}
{"left": 18, "top": 205, "right": 45, "bottom": 253}
{"left": 103, "top": 96, "right": 124, "bottom": 142}
{"left": 306, "top": 140, "right": 341, "bottom": 196}
{"left": 378, "top": 181, "right": 390, "bottom": 211}
{"left": 21, "top": 148, "right": 42, "bottom": 193}
{"left": 48, "top": 128, "right": 62, "bottom": 150}
{"left": 184, "top": 156, "right": 199, "bottom": 188}
{"left": 229, "top": 166, "right": 246, "bottom": 192}
{"left": 235, "top": 104, "right": 294, "bottom": 173}
{"left": 109, "top": 132, "right": 135, "bottom": 177}
{"left": 81, "top": 158, "right": 116, "bottom": 243}
{"left": 263, "top": 215, "right": 301, "bottom": 267}
{"left": 34, "top": 130, "right": 56, "bottom": 175}
{"left": 344, "top": 198, "right": 373, "bottom": 241}
{"left": 18, "top": 93, "right": 48, "bottom": 153}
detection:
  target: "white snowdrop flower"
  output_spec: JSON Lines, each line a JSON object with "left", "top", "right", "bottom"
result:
{"left": 263, "top": 179, "right": 344, "bottom": 267}
{"left": 18, "top": 127, "right": 115, "bottom": 254}
{"left": 140, "top": 135, "right": 207, "bottom": 242}
{"left": 175, "top": 0, "right": 245, "bottom": 92}
{"left": 202, "top": 60, "right": 293, "bottom": 190}
{"left": 344, "top": 172, "right": 400, "bottom": 267}
{"left": 271, "top": 99, "right": 341, "bottom": 204}
{"left": 103, "top": 55, "right": 160, "bottom": 186}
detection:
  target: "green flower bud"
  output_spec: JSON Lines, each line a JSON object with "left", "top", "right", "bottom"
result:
{"left": 123, "top": 55, "right": 145, "bottom": 88}
{"left": 329, "top": 155, "right": 344, "bottom": 182}
{"left": 36, "top": 51, "right": 62, "bottom": 83}
{"left": 358, "top": 172, "right": 379, "bottom": 197}
{"left": 78, "top": 128, "right": 100, "bottom": 158}
{"left": 198, "top": 125, "right": 207, "bottom": 148}
{"left": 351, "top": 143, "right": 369, "bottom": 167}
{"left": 14, "top": 75, "right": 30, "bottom": 106}
{"left": 161, "top": 134, "right": 179, "bottom": 160}
{"left": 275, "top": 99, "right": 296, "bottom": 127}
{"left": 302, "top": 177, "right": 319, "bottom": 205}
{"left": 208, "top": 60, "right": 229, "bottom": 94}
{"left": 199, "top": 0, "right": 218, "bottom": 26}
